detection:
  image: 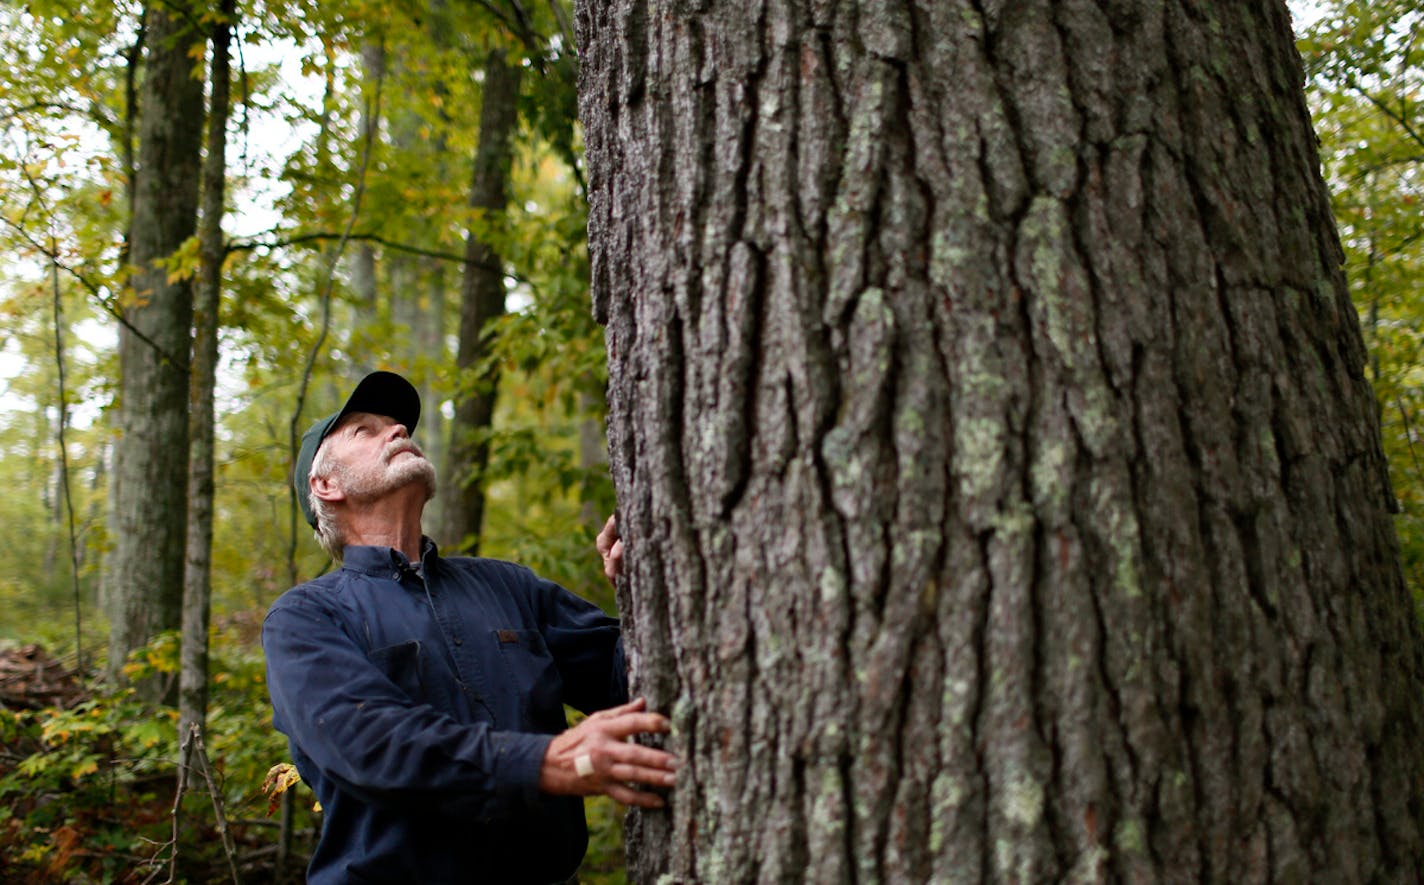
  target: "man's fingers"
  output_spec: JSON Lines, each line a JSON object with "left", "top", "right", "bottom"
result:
{"left": 592, "top": 697, "right": 647, "bottom": 720}
{"left": 607, "top": 761, "right": 678, "bottom": 788}
{"left": 599, "top": 711, "right": 671, "bottom": 739}
{"left": 586, "top": 697, "right": 644, "bottom": 722}
{"left": 597, "top": 515, "right": 624, "bottom": 582}
{"left": 596, "top": 515, "right": 618, "bottom": 555}
{"left": 601, "top": 540, "right": 624, "bottom": 583}
{"left": 608, "top": 742, "right": 678, "bottom": 771}
{"left": 605, "top": 782, "right": 666, "bottom": 809}
{"left": 580, "top": 742, "right": 677, "bottom": 783}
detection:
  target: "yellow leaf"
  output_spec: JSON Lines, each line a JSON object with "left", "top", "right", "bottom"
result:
{"left": 262, "top": 762, "right": 304, "bottom": 816}
{"left": 71, "top": 759, "right": 98, "bottom": 780}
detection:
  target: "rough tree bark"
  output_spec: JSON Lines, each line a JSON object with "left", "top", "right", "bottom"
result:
{"left": 106, "top": 1, "right": 204, "bottom": 692}
{"left": 577, "top": 1, "right": 1424, "bottom": 881}
{"left": 442, "top": 47, "right": 522, "bottom": 554}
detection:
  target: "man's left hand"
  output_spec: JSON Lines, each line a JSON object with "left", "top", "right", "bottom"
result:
{"left": 596, "top": 514, "right": 624, "bottom": 583}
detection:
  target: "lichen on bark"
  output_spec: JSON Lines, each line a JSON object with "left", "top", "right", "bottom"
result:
{"left": 577, "top": 0, "right": 1424, "bottom": 881}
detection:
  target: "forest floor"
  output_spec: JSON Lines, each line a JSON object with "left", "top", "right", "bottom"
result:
{"left": 0, "top": 643, "right": 311, "bottom": 883}
{"left": 0, "top": 643, "right": 84, "bottom": 710}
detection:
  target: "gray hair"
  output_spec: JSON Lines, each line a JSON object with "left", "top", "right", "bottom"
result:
{"left": 308, "top": 440, "right": 347, "bottom": 562}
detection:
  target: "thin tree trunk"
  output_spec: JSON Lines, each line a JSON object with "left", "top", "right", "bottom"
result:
{"left": 179, "top": 0, "right": 234, "bottom": 750}
{"left": 400, "top": 3, "right": 454, "bottom": 532}
{"left": 86, "top": 438, "right": 106, "bottom": 575}
{"left": 442, "top": 48, "right": 522, "bottom": 555}
{"left": 577, "top": 1, "right": 1424, "bottom": 881}
{"left": 350, "top": 37, "right": 385, "bottom": 370}
{"left": 43, "top": 413, "right": 59, "bottom": 579}
{"left": 377, "top": 17, "right": 450, "bottom": 530}
{"left": 106, "top": 2, "right": 205, "bottom": 696}
{"left": 578, "top": 386, "right": 607, "bottom": 531}
{"left": 416, "top": 261, "right": 447, "bottom": 529}
{"left": 285, "top": 37, "right": 378, "bottom": 586}
{"left": 387, "top": 251, "right": 449, "bottom": 528}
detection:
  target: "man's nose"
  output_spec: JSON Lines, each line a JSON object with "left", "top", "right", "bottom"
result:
{"left": 385, "top": 422, "right": 409, "bottom": 441}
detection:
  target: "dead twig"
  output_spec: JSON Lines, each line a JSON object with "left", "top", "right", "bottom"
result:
{"left": 191, "top": 725, "right": 243, "bottom": 885}
{"left": 150, "top": 724, "right": 242, "bottom": 885}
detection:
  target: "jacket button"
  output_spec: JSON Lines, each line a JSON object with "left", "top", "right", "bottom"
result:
{"left": 454, "top": 637, "right": 463, "bottom": 646}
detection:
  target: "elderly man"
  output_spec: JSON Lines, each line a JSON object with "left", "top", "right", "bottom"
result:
{"left": 263, "top": 371, "right": 675, "bottom": 884}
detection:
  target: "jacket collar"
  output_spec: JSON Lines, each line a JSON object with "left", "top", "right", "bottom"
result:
{"left": 340, "top": 537, "right": 440, "bottom": 577}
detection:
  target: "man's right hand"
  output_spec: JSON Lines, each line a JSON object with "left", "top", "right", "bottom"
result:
{"left": 538, "top": 697, "right": 678, "bottom": 808}
{"left": 596, "top": 514, "right": 624, "bottom": 583}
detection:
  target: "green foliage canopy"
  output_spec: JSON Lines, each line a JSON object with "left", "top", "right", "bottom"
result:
{"left": 1297, "top": 0, "right": 1424, "bottom": 595}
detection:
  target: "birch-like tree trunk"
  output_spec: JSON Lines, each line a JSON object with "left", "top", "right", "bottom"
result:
{"left": 577, "top": 1, "right": 1424, "bottom": 880}
{"left": 442, "top": 47, "right": 522, "bottom": 554}
{"left": 106, "top": 2, "right": 204, "bottom": 693}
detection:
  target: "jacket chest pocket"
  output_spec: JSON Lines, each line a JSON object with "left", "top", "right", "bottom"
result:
{"left": 493, "top": 629, "right": 564, "bottom": 731}
{"left": 366, "top": 639, "right": 461, "bottom": 714}
{"left": 367, "top": 639, "right": 424, "bottom": 701}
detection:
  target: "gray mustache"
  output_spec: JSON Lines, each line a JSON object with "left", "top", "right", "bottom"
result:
{"left": 382, "top": 440, "right": 424, "bottom": 463}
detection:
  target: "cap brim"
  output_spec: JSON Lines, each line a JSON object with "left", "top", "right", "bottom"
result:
{"left": 338, "top": 371, "right": 421, "bottom": 435}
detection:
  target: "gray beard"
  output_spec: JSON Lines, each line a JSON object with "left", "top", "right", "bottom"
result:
{"left": 339, "top": 446, "right": 438, "bottom": 503}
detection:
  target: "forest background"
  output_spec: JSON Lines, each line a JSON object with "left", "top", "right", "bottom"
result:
{"left": 0, "top": 0, "right": 1418, "bottom": 881}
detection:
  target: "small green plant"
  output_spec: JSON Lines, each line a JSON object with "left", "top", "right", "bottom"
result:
{"left": 0, "top": 631, "right": 319, "bottom": 882}
{"left": 0, "top": 684, "right": 173, "bottom": 881}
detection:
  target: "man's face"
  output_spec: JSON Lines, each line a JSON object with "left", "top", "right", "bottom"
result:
{"left": 319, "top": 411, "right": 436, "bottom": 502}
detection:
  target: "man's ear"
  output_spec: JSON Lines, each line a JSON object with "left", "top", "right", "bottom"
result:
{"left": 310, "top": 472, "right": 346, "bottom": 504}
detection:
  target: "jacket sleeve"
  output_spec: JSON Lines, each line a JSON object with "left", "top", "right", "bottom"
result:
{"left": 263, "top": 591, "right": 552, "bottom": 819}
{"left": 529, "top": 573, "right": 629, "bottom": 714}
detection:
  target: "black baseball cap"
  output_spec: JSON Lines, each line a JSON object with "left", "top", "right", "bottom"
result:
{"left": 293, "top": 371, "right": 421, "bottom": 527}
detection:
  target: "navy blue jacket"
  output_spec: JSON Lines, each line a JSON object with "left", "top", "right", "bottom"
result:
{"left": 262, "top": 541, "right": 626, "bottom": 884}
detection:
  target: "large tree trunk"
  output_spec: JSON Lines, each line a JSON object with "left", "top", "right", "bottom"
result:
{"left": 106, "top": 2, "right": 204, "bottom": 693}
{"left": 577, "top": 1, "right": 1424, "bottom": 881}
{"left": 179, "top": 0, "right": 234, "bottom": 748}
{"left": 442, "top": 47, "right": 522, "bottom": 555}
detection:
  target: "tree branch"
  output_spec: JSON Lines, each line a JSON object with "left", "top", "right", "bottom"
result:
{"left": 0, "top": 215, "right": 191, "bottom": 374}
{"left": 49, "top": 233, "right": 86, "bottom": 677}
{"left": 1396, "top": 395, "right": 1424, "bottom": 501}
{"left": 459, "top": 0, "right": 529, "bottom": 45}
{"left": 546, "top": 0, "right": 575, "bottom": 49}
{"left": 228, "top": 230, "right": 508, "bottom": 276}
{"left": 1348, "top": 79, "right": 1424, "bottom": 156}
{"left": 229, "top": 229, "right": 546, "bottom": 307}
{"left": 0, "top": 99, "right": 105, "bottom": 127}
